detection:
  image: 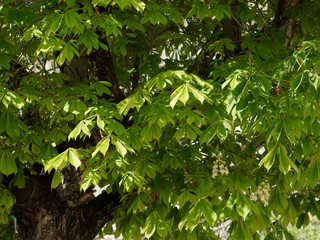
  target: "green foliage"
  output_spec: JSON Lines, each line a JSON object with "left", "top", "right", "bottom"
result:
{"left": 1, "top": 0, "right": 320, "bottom": 239}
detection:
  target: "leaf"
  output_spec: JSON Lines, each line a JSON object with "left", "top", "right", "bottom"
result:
{"left": 0, "top": 152, "right": 18, "bottom": 175}
{"left": 290, "top": 73, "right": 303, "bottom": 92}
{"left": 259, "top": 144, "right": 278, "bottom": 171}
{"left": 187, "top": 202, "right": 201, "bottom": 231}
{"left": 197, "top": 4, "right": 210, "bottom": 20}
{"left": 92, "top": 135, "right": 111, "bottom": 157}
{"left": 64, "top": 11, "right": 78, "bottom": 28}
{"left": 118, "top": 95, "right": 135, "bottom": 115}
{"left": 186, "top": 125, "right": 197, "bottom": 140}
{"left": 51, "top": 171, "right": 63, "bottom": 189}
{"left": 272, "top": 121, "right": 282, "bottom": 142}
{"left": 200, "top": 198, "right": 217, "bottom": 226}
{"left": 68, "top": 122, "right": 82, "bottom": 140}
{"left": 68, "top": 148, "right": 81, "bottom": 169}
{"left": 45, "top": 150, "right": 68, "bottom": 172}
{"left": 200, "top": 123, "right": 218, "bottom": 144}
{"left": 269, "top": 188, "right": 288, "bottom": 213}
{"left": 5, "top": 112, "right": 20, "bottom": 138}
{"left": 236, "top": 192, "right": 251, "bottom": 220}
{"left": 283, "top": 119, "right": 295, "bottom": 143}
{"left": 115, "top": 140, "right": 127, "bottom": 157}
{"left": 216, "top": 121, "right": 228, "bottom": 142}
{"left": 188, "top": 84, "right": 211, "bottom": 104}
{"left": 13, "top": 168, "right": 25, "bottom": 188}
{"left": 170, "top": 84, "right": 186, "bottom": 108}
{"left": 278, "top": 144, "right": 298, "bottom": 173}
{"left": 0, "top": 54, "right": 11, "bottom": 70}
{"left": 156, "top": 219, "right": 170, "bottom": 238}
{"left": 142, "top": 213, "right": 156, "bottom": 238}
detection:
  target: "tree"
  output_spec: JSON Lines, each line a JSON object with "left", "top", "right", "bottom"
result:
{"left": 1, "top": 0, "right": 320, "bottom": 239}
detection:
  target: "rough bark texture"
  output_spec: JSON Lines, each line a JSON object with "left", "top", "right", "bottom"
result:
{"left": 89, "top": 38, "right": 125, "bottom": 103}
{"left": 276, "top": 0, "right": 300, "bottom": 47}
{"left": 222, "top": 1, "right": 242, "bottom": 59}
{"left": 12, "top": 171, "right": 120, "bottom": 240}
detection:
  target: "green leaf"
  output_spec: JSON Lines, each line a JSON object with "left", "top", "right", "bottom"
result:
{"left": 13, "top": 168, "right": 25, "bottom": 188}
{"left": 283, "top": 119, "right": 295, "bottom": 143}
{"left": 186, "top": 125, "right": 197, "bottom": 140}
{"left": 187, "top": 203, "right": 201, "bottom": 231}
{"left": 269, "top": 188, "right": 288, "bottom": 213}
{"left": 45, "top": 150, "right": 68, "bottom": 172}
{"left": 200, "top": 198, "right": 217, "bottom": 226}
{"left": 68, "top": 121, "right": 82, "bottom": 140}
{"left": 170, "top": 84, "right": 187, "bottom": 108}
{"left": 5, "top": 112, "right": 20, "bottom": 138}
{"left": 92, "top": 135, "right": 111, "bottom": 157}
{"left": 115, "top": 140, "right": 127, "bottom": 157}
{"left": 142, "top": 213, "right": 156, "bottom": 238}
{"left": 259, "top": 144, "right": 278, "bottom": 171}
{"left": 0, "top": 152, "right": 18, "bottom": 175}
{"left": 64, "top": 11, "right": 78, "bottom": 28}
{"left": 51, "top": 171, "right": 63, "bottom": 189}
{"left": 216, "top": 121, "right": 227, "bottom": 142}
{"left": 0, "top": 54, "right": 11, "bottom": 70}
{"left": 118, "top": 95, "right": 135, "bottom": 115}
{"left": 200, "top": 123, "right": 218, "bottom": 144}
{"left": 278, "top": 144, "right": 298, "bottom": 173}
{"left": 188, "top": 84, "right": 211, "bottom": 104}
{"left": 272, "top": 121, "right": 282, "bottom": 142}
{"left": 156, "top": 218, "right": 170, "bottom": 238}
{"left": 68, "top": 148, "right": 81, "bottom": 169}
{"left": 236, "top": 192, "right": 251, "bottom": 220}
{"left": 197, "top": 4, "right": 210, "bottom": 20}
{"left": 290, "top": 73, "right": 303, "bottom": 92}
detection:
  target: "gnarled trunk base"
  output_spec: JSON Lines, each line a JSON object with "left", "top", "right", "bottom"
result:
{"left": 12, "top": 174, "right": 119, "bottom": 240}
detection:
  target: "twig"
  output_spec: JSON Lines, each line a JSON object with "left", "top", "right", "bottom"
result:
{"left": 0, "top": 0, "right": 33, "bottom": 6}
{"left": 230, "top": 14, "right": 246, "bottom": 30}
{"left": 255, "top": 0, "right": 269, "bottom": 31}
{"left": 10, "top": 57, "right": 60, "bottom": 89}
{"left": 150, "top": 26, "right": 155, "bottom": 54}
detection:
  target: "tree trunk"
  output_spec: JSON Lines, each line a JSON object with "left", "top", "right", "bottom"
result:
{"left": 12, "top": 171, "right": 119, "bottom": 240}
{"left": 276, "top": 0, "right": 300, "bottom": 47}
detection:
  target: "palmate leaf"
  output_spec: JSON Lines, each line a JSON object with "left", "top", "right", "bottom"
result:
{"left": 45, "top": 148, "right": 82, "bottom": 172}
{"left": 170, "top": 83, "right": 211, "bottom": 108}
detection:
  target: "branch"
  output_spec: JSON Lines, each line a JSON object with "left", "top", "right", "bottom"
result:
{"left": 10, "top": 57, "right": 60, "bottom": 89}
{"left": 255, "top": 0, "right": 269, "bottom": 31}
{"left": 0, "top": 0, "right": 33, "bottom": 6}
{"left": 88, "top": 37, "right": 125, "bottom": 103}
{"left": 150, "top": 25, "right": 155, "bottom": 54}
{"left": 230, "top": 13, "right": 246, "bottom": 31}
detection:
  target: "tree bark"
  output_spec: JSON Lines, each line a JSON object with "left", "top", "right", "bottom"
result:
{"left": 222, "top": 0, "right": 242, "bottom": 59}
{"left": 276, "top": 0, "right": 300, "bottom": 47}
{"left": 12, "top": 172, "right": 120, "bottom": 240}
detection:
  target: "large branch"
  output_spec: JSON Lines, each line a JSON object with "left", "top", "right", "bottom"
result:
{"left": 89, "top": 38, "right": 125, "bottom": 103}
{"left": 12, "top": 173, "right": 121, "bottom": 240}
{"left": 276, "top": 0, "right": 300, "bottom": 47}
